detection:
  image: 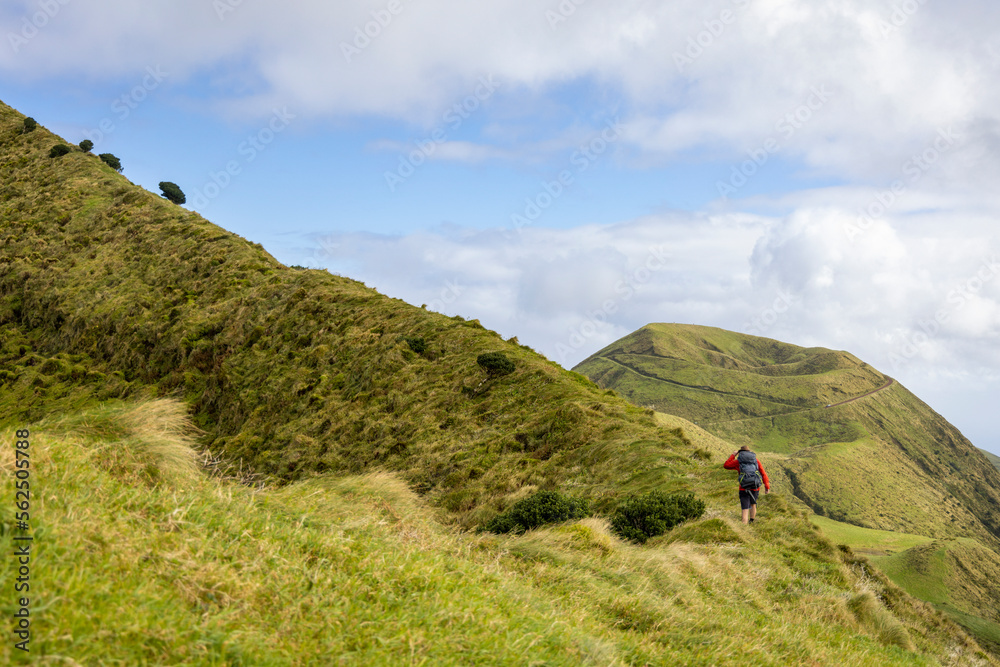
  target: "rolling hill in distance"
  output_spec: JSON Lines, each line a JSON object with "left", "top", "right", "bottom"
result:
{"left": 2, "top": 100, "right": 1000, "bottom": 664}
{"left": 574, "top": 322, "right": 1000, "bottom": 653}
{"left": 984, "top": 448, "right": 1000, "bottom": 473}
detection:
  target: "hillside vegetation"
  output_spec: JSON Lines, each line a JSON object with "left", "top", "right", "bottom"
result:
{"left": 982, "top": 449, "right": 1000, "bottom": 473}
{"left": 576, "top": 323, "right": 1000, "bottom": 654}
{"left": 0, "top": 100, "right": 698, "bottom": 529}
{"left": 0, "top": 401, "right": 993, "bottom": 665}
{"left": 1, "top": 101, "right": 998, "bottom": 664}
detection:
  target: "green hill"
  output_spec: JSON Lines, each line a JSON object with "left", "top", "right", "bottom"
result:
{"left": 575, "top": 323, "right": 1000, "bottom": 652}
{"left": 3, "top": 401, "right": 990, "bottom": 665}
{"left": 982, "top": 448, "right": 1000, "bottom": 473}
{"left": 0, "top": 99, "right": 695, "bottom": 529}
{"left": 575, "top": 324, "right": 1000, "bottom": 546}
{"left": 1, "top": 101, "right": 997, "bottom": 664}
{"left": 873, "top": 539, "right": 1000, "bottom": 654}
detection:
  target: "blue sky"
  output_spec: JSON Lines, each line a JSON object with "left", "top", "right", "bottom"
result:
{"left": 2, "top": 0, "right": 999, "bottom": 456}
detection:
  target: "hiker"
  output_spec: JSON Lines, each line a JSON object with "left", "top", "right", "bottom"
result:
{"left": 723, "top": 446, "right": 770, "bottom": 525}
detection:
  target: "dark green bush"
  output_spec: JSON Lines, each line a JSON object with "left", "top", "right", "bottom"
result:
{"left": 49, "top": 144, "right": 72, "bottom": 158}
{"left": 403, "top": 336, "right": 426, "bottom": 354}
{"left": 477, "top": 352, "right": 514, "bottom": 378}
{"left": 159, "top": 181, "right": 186, "bottom": 205}
{"left": 22, "top": 117, "right": 37, "bottom": 133}
{"left": 483, "top": 490, "right": 589, "bottom": 534}
{"left": 610, "top": 491, "right": 705, "bottom": 544}
{"left": 99, "top": 153, "right": 123, "bottom": 172}
{"left": 79, "top": 139, "right": 94, "bottom": 153}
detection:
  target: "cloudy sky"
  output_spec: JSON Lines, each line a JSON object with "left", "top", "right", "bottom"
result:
{"left": 2, "top": 0, "right": 999, "bottom": 455}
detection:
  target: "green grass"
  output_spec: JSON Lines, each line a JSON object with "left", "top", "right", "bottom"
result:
{"left": 871, "top": 539, "right": 1000, "bottom": 655}
{"left": 812, "top": 514, "right": 1000, "bottom": 658}
{"left": 0, "top": 98, "right": 703, "bottom": 530}
{"left": 981, "top": 448, "right": 1000, "bottom": 473}
{"left": 0, "top": 400, "right": 993, "bottom": 665}
{"left": 811, "top": 516, "right": 933, "bottom": 555}
{"left": 576, "top": 324, "right": 1000, "bottom": 551}
{"left": 1, "top": 98, "right": 999, "bottom": 664}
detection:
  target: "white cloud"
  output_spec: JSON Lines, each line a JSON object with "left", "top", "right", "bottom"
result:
{"left": 4, "top": 0, "right": 999, "bottom": 186}
{"left": 297, "top": 201, "right": 999, "bottom": 387}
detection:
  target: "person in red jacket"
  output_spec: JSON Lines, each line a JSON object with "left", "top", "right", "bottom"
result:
{"left": 723, "top": 445, "right": 770, "bottom": 525}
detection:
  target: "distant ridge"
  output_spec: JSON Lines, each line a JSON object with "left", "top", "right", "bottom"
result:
{"left": 575, "top": 323, "right": 1000, "bottom": 649}
{"left": 575, "top": 323, "right": 1000, "bottom": 548}
{"left": 983, "top": 448, "right": 1000, "bottom": 473}
{"left": 3, "top": 100, "right": 999, "bottom": 664}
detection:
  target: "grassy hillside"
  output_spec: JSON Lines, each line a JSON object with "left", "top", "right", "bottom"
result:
{"left": 575, "top": 324, "right": 1000, "bottom": 548}
{"left": 576, "top": 323, "right": 1000, "bottom": 654}
{"left": 1, "top": 101, "right": 998, "bottom": 664}
{"left": 873, "top": 540, "right": 1000, "bottom": 654}
{"left": 0, "top": 400, "right": 994, "bottom": 665}
{"left": 0, "top": 100, "right": 701, "bottom": 529}
{"left": 982, "top": 448, "right": 1000, "bottom": 473}
{"left": 809, "top": 516, "right": 1000, "bottom": 653}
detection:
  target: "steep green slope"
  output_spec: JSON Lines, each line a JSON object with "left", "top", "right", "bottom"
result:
{"left": 873, "top": 539, "right": 1000, "bottom": 654}
{"left": 0, "top": 100, "right": 694, "bottom": 528}
{"left": 2, "top": 101, "right": 998, "bottom": 664}
{"left": 576, "top": 323, "right": 1000, "bottom": 654}
{"left": 575, "top": 324, "right": 1000, "bottom": 550}
{"left": 1, "top": 401, "right": 994, "bottom": 665}
{"left": 982, "top": 448, "right": 1000, "bottom": 473}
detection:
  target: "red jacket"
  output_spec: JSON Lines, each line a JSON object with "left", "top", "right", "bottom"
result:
{"left": 724, "top": 452, "right": 770, "bottom": 491}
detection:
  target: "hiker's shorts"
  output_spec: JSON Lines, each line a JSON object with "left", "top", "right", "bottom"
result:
{"left": 739, "top": 488, "right": 759, "bottom": 510}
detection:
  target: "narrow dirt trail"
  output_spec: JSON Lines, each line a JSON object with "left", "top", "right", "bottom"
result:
{"left": 825, "top": 378, "right": 894, "bottom": 407}
{"left": 594, "top": 352, "right": 897, "bottom": 426}
{"left": 700, "top": 377, "right": 896, "bottom": 425}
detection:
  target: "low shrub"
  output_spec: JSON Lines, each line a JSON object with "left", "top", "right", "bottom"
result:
{"left": 79, "top": 139, "right": 94, "bottom": 153}
{"left": 22, "top": 117, "right": 37, "bottom": 133}
{"left": 483, "top": 490, "right": 589, "bottom": 534}
{"left": 477, "top": 352, "right": 514, "bottom": 378}
{"left": 159, "top": 181, "right": 186, "bottom": 205}
{"left": 403, "top": 336, "right": 427, "bottom": 354}
{"left": 99, "top": 153, "right": 123, "bottom": 172}
{"left": 49, "top": 144, "right": 72, "bottom": 158}
{"left": 609, "top": 491, "right": 705, "bottom": 544}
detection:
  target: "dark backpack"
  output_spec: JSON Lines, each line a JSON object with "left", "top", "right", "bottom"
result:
{"left": 737, "top": 450, "right": 762, "bottom": 489}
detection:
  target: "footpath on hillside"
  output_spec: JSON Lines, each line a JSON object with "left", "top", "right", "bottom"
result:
{"left": 592, "top": 354, "right": 896, "bottom": 426}
{"left": 701, "top": 378, "right": 895, "bottom": 425}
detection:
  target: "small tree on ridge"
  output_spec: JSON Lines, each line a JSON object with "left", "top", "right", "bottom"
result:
{"left": 159, "top": 181, "right": 186, "bottom": 205}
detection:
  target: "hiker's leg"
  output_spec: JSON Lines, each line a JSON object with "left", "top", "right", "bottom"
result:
{"left": 749, "top": 504, "right": 757, "bottom": 521}
{"left": 741, "top": 508, "right": 750, "bottom": 524}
